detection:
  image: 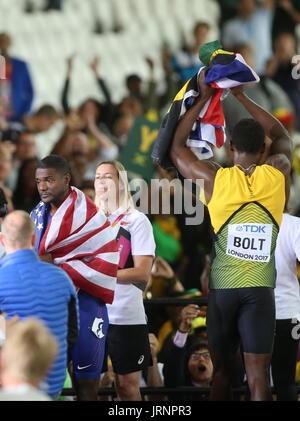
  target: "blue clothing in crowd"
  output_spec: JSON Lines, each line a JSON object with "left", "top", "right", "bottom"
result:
{"left": 0, "top": 249, "right": 79, "bottom": 396}
{"left": 9, "top": 58, "right": 34, "bottom": 122}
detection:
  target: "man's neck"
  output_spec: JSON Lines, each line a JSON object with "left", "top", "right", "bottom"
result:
{"left": 5, "top": 246, "right": 32, "bottom": 255}
{"left": 1, "top": 373, "right": 36, "bottom": 389}
{"left": 49, "top": 192, "right": 70, "bottom": 215}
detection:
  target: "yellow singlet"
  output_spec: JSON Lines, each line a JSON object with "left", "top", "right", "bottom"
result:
{"left": 201, "top": 165, "right": 285, "bottom": 289}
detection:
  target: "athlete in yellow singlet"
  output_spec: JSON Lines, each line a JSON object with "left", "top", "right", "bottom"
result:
{"left": 170, "top": 71, "right": 293, "bottom": 401}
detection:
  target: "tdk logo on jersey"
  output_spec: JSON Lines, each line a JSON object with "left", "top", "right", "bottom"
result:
{"left": 235, "top": 224, "right": 266, "bottom": 233}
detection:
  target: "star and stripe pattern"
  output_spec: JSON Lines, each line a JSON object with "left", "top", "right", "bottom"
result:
{"left": 31, "top": 187, "right": 119, "bottom": 304}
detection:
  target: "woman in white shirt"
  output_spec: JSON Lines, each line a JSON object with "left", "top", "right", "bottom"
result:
{"left": 272, "top": 212, "right": 300, "bottom": 401}
{"left": 94, "top": 160, "right": 156, "bottom": 401}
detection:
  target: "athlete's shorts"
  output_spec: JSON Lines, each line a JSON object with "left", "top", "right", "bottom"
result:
{"left": 71, "top": 290, "right": 108, "bottom": 380}
{"left": 106, "top": 324, "right": 152, "bottom": 375}
{"left": 207, "top": 287, "right": 275, "bottom": 356}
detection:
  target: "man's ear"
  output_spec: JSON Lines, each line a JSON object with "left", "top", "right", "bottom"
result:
{"left": 65, "top": 173, "right": 71, "bottom": 185}
{"left": 260, "top": 142, "right": 266, "bottom": 155}
{"left": 0, "top": 233, "right": 4, "bottom": 247}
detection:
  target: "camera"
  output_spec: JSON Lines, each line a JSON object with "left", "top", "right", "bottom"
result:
{"left": 0, "top": 188, "right": 8, "bottom": 218}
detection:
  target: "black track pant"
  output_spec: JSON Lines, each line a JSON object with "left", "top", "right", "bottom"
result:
{"left": 271, "top": 318, "right": 300, "bottom": 401}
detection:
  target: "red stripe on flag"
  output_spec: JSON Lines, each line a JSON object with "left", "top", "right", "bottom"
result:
{"left": 215, "top": 127, "right": 225, "bottom": 148}
{"left": 54, "top": 239, "right": 119, "bottom": 263}
{"left": 85, "top": 195, "right": 98, "bottom": 223}
{"left": 96, "top": 240, "right": 119, "bottom": 254}
{"left": 83, "top": 257, "right": 118, "bottom": 278}
{"left": 201, "top": 90, "right": 224, "bottom": 126}
{"left": 55, "top": 193, "right": 76, "bottom": 243}
{"left": 50, "top": 220, "right": 111, "bottom": 258}
{"left": 60, "top": 263, "right": 115, "bottom": 304}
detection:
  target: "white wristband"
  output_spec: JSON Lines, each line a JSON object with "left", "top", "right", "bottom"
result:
{"left": 173, "top": 330, "right": 188, "bottom": 348}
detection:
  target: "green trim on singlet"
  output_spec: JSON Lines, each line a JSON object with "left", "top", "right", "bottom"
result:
{"left": 210, "top": 202, "right": 279, "bottom": 289}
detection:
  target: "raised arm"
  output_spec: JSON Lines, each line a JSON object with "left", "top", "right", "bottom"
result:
{"left": 230, "top": 86, "right": 293, "bottom": 175}
{"left": 170, "top": 70, "right": 220, "bottom": 203}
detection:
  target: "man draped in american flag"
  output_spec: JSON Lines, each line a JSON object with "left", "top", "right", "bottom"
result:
{"left": 31, "top": 154, "right": 119, "bottom": 401}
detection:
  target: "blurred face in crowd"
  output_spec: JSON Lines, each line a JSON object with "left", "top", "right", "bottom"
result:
{"left": 80, "top": 100, "right": 100, "bottom": 124}
{"left": 82, "top": 186, "right": 95, "bottom": 202}
{"left": 127, "top": 79, "right": 141, "bottom": 96}
{"left": 193, "top": 23, "right": 210, "bottom": 47}
{"left": 188, "top": 347, "right": 213, "bottom": 385}
{"left": 66, "top": 132, "right": 89, "bottom": 156}
{"left": 113, "top": 115, "right": 134, "bottom": 141}
{"left": 118, "top": 96, "right": 142, "bottom": 118}
{"left": 0, "top": 146, "right": 12, "bottom": 181}
{"left": 17, "top": 133, "right": 36, "bottom": 161}
{"left": 35, "top": 114, "right": 58, "bottom": 133}
{"left": 21, "top": 159, "right": 39, "bottom": 196}
{"left": 35, "top": 167, "right": 70, "bottom": 206}
{"left": 0, "top": 33, "right": 11, "bottom": 56}
{"left": 274, "top": 32, "right": 296, "bottom": 58}
{"left": 238, "top": 0, "right": 256, "bottom": 19}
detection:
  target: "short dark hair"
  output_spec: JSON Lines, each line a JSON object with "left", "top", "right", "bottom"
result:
{"left": 194, "top": 21, "right": 210, "bottom": 32}
{"left": 37, "top": 154, "right": 71, "bottom": 175}
{"left": 126, "top": 74, "right": 142, "bottom": 85}
{"left": 231, "top": 118, "right": 265, "bottom": 154}
{"left": 35, "top": 104, "right": 59, "bottom": 118}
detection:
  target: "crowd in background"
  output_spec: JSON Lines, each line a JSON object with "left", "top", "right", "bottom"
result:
{"left": 0, "top": 0, "right": 300, "bottom": 401}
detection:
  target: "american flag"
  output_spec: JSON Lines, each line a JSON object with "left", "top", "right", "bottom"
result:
{"left": 31, "top": 187, "right": 119, "bottom": 304}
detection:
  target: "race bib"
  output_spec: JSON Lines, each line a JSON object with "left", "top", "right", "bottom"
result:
{"left": 226, "top": 223, "right": 272, "bottom": 262}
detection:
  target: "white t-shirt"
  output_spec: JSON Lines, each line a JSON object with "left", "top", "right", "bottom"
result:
{"left": 107, "top": 208, "right": 156, "bottom": 325}
{"left": 275, "top": 213, "right": 300, "bottom": 320}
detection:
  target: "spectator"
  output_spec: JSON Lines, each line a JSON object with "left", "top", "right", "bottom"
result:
{"left": 112, "top": 114, "right": 135, "bottom": 147}
{"left": 0, "top": 210, "right": 79, "bottom": 400}
{"left": 124, "top": 51, "right": 178, "bottom": 122}
{"left": 156, "top": 289, "right": 203, "bottom": 361}
{"left": 142, "top": 333, "right": 164, "bottom": 400}
{"left": 61, "top": 55, "right": 116, "bottom": 133}
{"left": 171, "top": 21, "right": 211, "bottom": 86}
{"left": 32, "top": 155, "right": 119, "bottom": 401}
{"left": 21, "top": 104, "right": 60, "bottom": 133}
{"left": 44, "top": 0, "right": 63, "bottom": 11}
{"left": 0, "top": 318, "right": 58, "bottom": 401}
{"left": 6, "top": 131, "right": 37, "bottom": 192}
{"left": 265, "top": 32, "right": 300, "bottom": 132}
{"left": 12, "top": 157, "right": 40, "bottom": 212}
{"left": 163, "top": 304, "right": 213, "bottom": 401}
{"left": 0, "top": 187, "right": 8, "bottom": 259}
{"left": 94, "top": 160, "right": 155, "bottom": 401}
{"left": 222, "top": 0, "right": 274, "bottom": 75}
{"left": 271, "top": 211, "right": 300, "bottom": 400}
{"left": 0, "top": 143, "right": 13, "bottom": 210}
{"left": 272, "top": 0, "right": 300, "bottom": 40}
{"left": 0, "top": 32, "right": 34, "bottom": 122}
{"left": 222, "top": 44, "right": 296, "bottom": 138}
{"left": 80, "top": 179, "right": 95, "bottom": 202}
